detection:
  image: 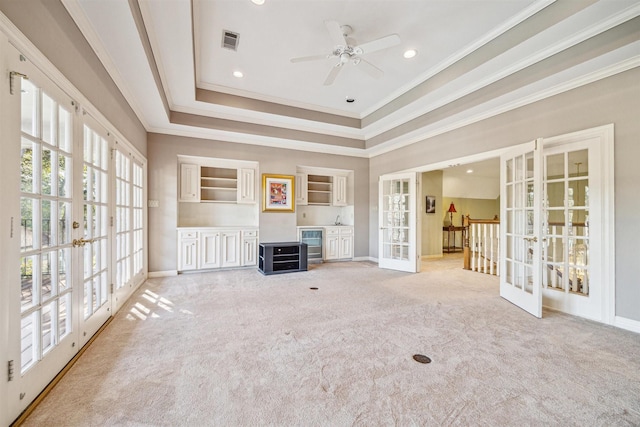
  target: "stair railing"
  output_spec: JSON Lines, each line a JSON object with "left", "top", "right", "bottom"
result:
{"left": 463, "top": 215, "right": 500, "bottom": 276}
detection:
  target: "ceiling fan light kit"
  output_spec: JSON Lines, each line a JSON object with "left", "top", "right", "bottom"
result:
{"left": 290, "top": 20, "right": 401, "bottom": 86}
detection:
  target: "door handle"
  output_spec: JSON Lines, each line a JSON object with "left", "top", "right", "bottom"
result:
{"left": 523, "top": 236, "right": 538, "bottom": 243}
{"left": 73, "top": 238, "right": 95, "bottom": 247}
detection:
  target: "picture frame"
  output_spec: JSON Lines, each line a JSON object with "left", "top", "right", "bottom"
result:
{"left": 426, "top": 195, "right": 436, "bottom": 214}
{"left": 262, "top": 174, "right": 295, "bottom": 212}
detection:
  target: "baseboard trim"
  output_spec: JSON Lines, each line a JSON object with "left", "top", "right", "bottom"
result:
{"left": 148, "top": 270, "right": 178, "bottom": 278}
{"left": 421, "top": 254, "right": 444, "bottom": 260}
{"left": 353, "top": 256, "right": 377, "bottom": 263}
{"left": 11, "top": 317, "right": 114, "bottom": 426}
{"left": 614, "top": 316, "right": 640, "bottom": 334}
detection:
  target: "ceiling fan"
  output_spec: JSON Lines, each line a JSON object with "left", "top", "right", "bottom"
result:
{"left": 290, "top": 20, "right": 401, "bottom": 86}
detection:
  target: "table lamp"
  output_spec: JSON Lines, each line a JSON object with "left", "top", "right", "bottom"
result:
{"left": 447, "top": 202, "right": 457, "bottom": 226}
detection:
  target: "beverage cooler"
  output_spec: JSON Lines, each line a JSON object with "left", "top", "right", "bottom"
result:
{"left": 300, "top": 228, "right": 323, "bottom": 264}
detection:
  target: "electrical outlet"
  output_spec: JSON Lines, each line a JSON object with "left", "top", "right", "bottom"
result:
{"left": 148, "top": 200, "right": 159, "bottom": 208}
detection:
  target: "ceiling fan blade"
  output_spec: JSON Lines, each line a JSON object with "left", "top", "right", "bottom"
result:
{"left": 356, "top": 34, "right": 401, "bottom": 55}
{"left": 356, "top": 58, "right": 384, "bottom": 80}
{"left": 290, "top": 54, "right": 330, "bottom": 63}
{"left": 323, "top": 64, "right": 343, "bottom": 86}
{"left": 324, "top": 20, "right": 347, "bottom": 47}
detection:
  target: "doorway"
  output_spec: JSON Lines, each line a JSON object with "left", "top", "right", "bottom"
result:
{"left": 412, "top": 125, "right": 614, "bottom": 324}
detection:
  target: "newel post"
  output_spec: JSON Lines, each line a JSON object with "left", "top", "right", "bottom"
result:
{"left": 463, "top": 214, "right": 470, "bottom": 270}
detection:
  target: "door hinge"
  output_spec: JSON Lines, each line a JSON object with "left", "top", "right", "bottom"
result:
{"left": 8, "top": 360, "right": 14, "bottom": 381}
{"left": 110, "top": 283, "right": 114, "bottom": 294}
{"left": 10, "top": 216, "right": 14, "bottom": 238}
{"left": 110, "top": 216, "right": 114, "bottom": 227}
{"left": 111, "top": 148, "right": 115, "bottom": 160}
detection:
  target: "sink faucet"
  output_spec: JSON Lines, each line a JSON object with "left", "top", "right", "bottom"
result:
{"left": 335, "top": 215, "right": 341, "bottom": 225}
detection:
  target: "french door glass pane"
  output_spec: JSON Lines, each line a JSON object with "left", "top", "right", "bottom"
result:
{"left": 41, "top": 301, "right": 53, "bottom": 354}
{"left": 41, "top": 250, "right": 53, "bottom": 302}
{"left": 58, "top": 106, "right": 72, "bottom": 153}
{"left": 21, "top": 313, "right": 36, "bottom": 371}
{"left": 21, "top": 79, "right": 38, "bottom": 136}
{"left": 21, "top": 255, "right": 37, "bottom": 312}
{"left": 21, "top": 139, "right": 36, "bottom": 193}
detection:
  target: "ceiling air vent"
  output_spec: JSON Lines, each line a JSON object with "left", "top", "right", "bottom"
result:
{"left": 222, "top": 30, "right": 239, "bottom": 51}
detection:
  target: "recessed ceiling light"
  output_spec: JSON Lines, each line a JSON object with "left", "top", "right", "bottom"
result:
{"left": 403, "top": 49, "right": 417, "bottom": 59}
{"left": 233, "top": 71, "right": 244, "bottom": 78}
{"left": 251, "top": 0, "right": 265, "bottom": 4}
{"left": 346, "top": 97, "right": 355, "bottom": 103}
{"left": 466, "top": 169, "right": 474, "bottom": 174}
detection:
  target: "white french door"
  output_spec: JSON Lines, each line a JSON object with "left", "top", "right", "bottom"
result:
{"left": 500, "top": 128, "right": 612, "bottom": 322}
{"left": 7, "top": 49, "right": 82, "bottom": 418}
{"left": 540, "top": 129, "right": 609, "bottom": 322}
{"left": 78, "top": 114, "right": 112, "bottom": 347}
{"left": 500, "top": 140, "right": 543, "bottom": 317}
{"left": 5, "top": 46, "right": 113, "bottom": 421}
{"left": 378, "top": 172, "right": 419, "bottom": 273}
{"left": 113, "top": 142, "right": 145, "bottom": 312}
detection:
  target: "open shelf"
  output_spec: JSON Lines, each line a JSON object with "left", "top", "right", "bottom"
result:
{"left": 200, "top": 166, "right": 237, "bottom": 202}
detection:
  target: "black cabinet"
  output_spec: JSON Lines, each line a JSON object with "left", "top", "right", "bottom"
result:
{"left": 258, "top": 242, "right": 308, "bottom": 275}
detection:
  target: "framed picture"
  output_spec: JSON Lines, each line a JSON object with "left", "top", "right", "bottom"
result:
{"left": 426, "top": 195, "right": 436, "bottom": 214}
{"left": 262, "top": 174, "right": 295, "bottom": 212}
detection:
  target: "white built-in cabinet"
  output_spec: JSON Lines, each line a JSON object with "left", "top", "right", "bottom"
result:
{"left": 332, "top": 175, "right": 348, "bottom": 206}
{"left": 179, "top": 164, "right": 199, "bottom": 202}
{"left": 324, "top": 226, "right": 353, "bottom": 261}
{"left": 179, "top": 163, "right": 257, "bottom": 204}
{"left": 238, "top": 168, "right": 257, "bottom": 204}
{"left": 242, "top": 230, "right": 259, "bottom": 266}
{"left": 295, "top": 172, "right": 349, "bottom": 206}
{"left": 178, "top": 228, "right": 258, "bottom": 272}
{"left": 179, "top": 230, "right": 199, "bottom": 270}
{"left": 295, "top": 173, "right": 308, "bottom": 205}
{"left": 200, "top": 231, "right": 221, "bottom": 269}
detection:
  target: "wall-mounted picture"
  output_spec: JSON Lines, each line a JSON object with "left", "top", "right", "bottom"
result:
{"left": 426, "top": 195, "right": 436, "bottom": 214}
{"left": 263, "top": 174, "right": 295, "bottom": 212}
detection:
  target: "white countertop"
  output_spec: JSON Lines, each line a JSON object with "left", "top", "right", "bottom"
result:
{"left": 177, "top": 226, "right": 258, "bottom": 230}
{"left": 297, "top": 225, "right": 353, "bottom": 228}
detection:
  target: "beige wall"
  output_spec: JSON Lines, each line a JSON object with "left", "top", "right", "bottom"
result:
{"left": 0, "top": 0, "right": 147, "bottom": 155}
{"left": 147, "top": 133, "right": 369, "bottom": 272}
{"left": 442, "top": 197, "right": 499, "bottom": 226}
{"left": 370, "top": 68, "right": 640, "bottom": 322}
{"left": 420, "top": 171, "right": 443, "bottom": 257}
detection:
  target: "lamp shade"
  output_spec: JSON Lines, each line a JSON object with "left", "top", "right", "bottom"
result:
{"left": 447, "top": 203, "right": 457, "bottom": 213}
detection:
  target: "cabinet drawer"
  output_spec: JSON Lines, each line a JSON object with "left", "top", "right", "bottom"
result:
{"left": 243, "top": 230, "right": 258, "bottom": 237}
{"left": 179, "top": 230, "right": 198, "bottom": 239}
{"left": 339, "top": 227, "right": 353, "bottom": 236}
{"left": 325, "top": 227, "right": 340, "bottom": 236}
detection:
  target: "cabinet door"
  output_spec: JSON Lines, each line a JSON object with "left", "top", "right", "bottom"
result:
{"left": 340, "top": 235, "right": 353, "bottom": 259}
{"left": 325, "top": 236, "right": 339, "bottom": 260}
{"left": 221, "top": 231, "right": 242, "bottom": 268}
{"left": 179, "top": 163, "right": 200, "bottom": 202}
{"left": 200, "top": 232, "right": 221, "bottom": 269}
{"left": 295, "top": 173, "right": 308, "bottom": 205}
{"left": 179, "top": 239, "right": 198, "bottom": 270}
{"left": 332, "top": 175, "right": 348, "bottom": 206}
{"left": 242, "top": 237, "right": 258, "bottom": 266}
{"left": 238, "top": 168, "right": 256, "bottom": 204}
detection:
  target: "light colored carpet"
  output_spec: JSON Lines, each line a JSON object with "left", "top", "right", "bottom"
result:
{"left": 23, "top": 257, "right": 640, "bottom": 426}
